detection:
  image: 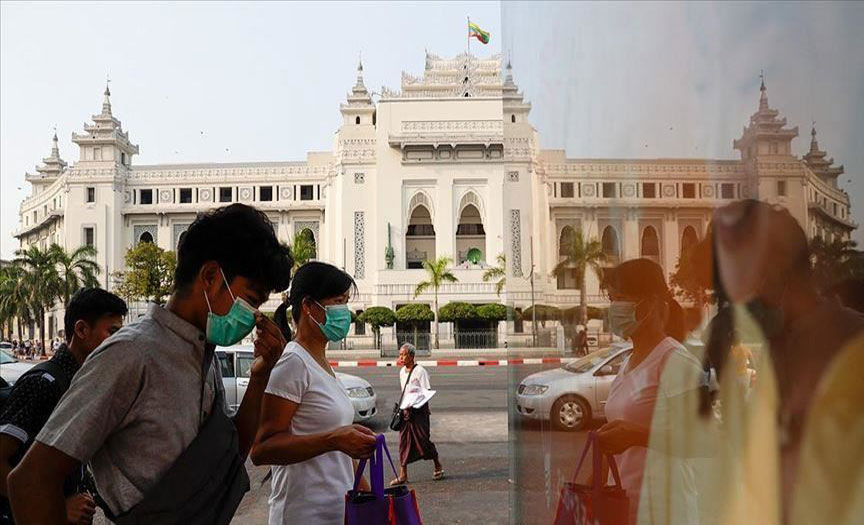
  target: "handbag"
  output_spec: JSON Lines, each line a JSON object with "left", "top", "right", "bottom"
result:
{"left": 389, "top": 367, "right": 415, "bottom": 432}
{"left": 554, "top": 431, "right": 629, "bottom": 525}
{"left": 345, "top": 434, "right": 423, "bottom": 525}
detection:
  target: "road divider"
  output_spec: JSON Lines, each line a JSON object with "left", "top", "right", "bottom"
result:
{"left": 328, "top": 357, "right": 575, "bottom": 368}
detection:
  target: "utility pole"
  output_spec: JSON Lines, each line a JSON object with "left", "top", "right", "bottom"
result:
{"left": 530, "top": 236, "right": 536, "bottom": 348}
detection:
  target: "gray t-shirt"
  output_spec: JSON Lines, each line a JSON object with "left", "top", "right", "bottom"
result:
{"left": 36, "top": 304, "right": 225, "bottom": 516}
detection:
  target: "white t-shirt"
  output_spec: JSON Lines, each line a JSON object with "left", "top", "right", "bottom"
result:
{"left": 605, "top": 337, "right": 703, "bottom": 525}
{"left": 264, "top": 342, "right": 355, "bottom": 525}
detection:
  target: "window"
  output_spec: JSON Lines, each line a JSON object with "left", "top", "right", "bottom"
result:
{"left": 514, "top": 308, "right": 524, "bottom": 333}
{"left": 93, "top": 147, "right": 102, "bottom": 160}
{"left": 85, "top": 187, "right": 95, "bottom": 203}
{"left": 833, "top": 203, "right": 838, "bottom": 216}
{"left": 777, "top": 180, "right": 787, "bottom": 197}
{"left": 259, "top": 186, "right": 273, "bottom": 201}
{"left": 511, "top": 114, "right": 516, "bottom": 123}
{"left": 33, "top": 211, "right": 37, "bottom": 223}
{"left": 682, "top": 183, "right": 696, "bottom": 199}
{"left": 217, "top": 353, "right": 235, "bottom": 378}
{"left": 140, "top": 189, "right": 153, "bottom": 205}
{"left": 406, "top": 224, "right": 435, "bottom": 236}
{"left": 355, "top": 116, "right": 361, "bottom": 125}
{"left": 642, "top": 183, "right": 656, "bottom": 198}
{"left": 300, "top": 185, "right": 314, "bottom": 201}
{"left": 83, "top": 227, "right": 95, "bottom": 248}
{"left": 602, "top": 183, "right": 617, "bottom": 198}
{"left": 219, "top": 187, "right": 232, "bottom": 202}
{"left": 179, "top": 188, "right": 192, "bottom": 203}
{"left": 354, "top": 310, "right": 366, "bottom": 336}
{"left": 721, "top": 183, "right": 735, "bottom": 199}
{"left": 121, "top": 152, "right": 127, "bottom": 166}
{"left": 236, "top": 354, "right": 254, "bottom": 379}
{"left": 138, "top": 231, "right": 154, "bottom": 244}
{"left": 560, "top": 183, "right": 575, "bottom": 198}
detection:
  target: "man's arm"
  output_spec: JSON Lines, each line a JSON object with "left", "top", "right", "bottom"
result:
{"left": 8, "top": 442, "right": 79, "bottom": 523}
{"left": 0, "top": 435, "right": 21, "bottom": 497}
{"left": 233, "top": 313, "right": 284, "bottom": 458}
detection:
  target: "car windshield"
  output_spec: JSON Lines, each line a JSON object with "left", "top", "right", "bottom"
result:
{"left": 0, "top": 350, "right": 17, "bottom": 365}
{"left": 563, "top": 347, "right": 619, "bottom": 374}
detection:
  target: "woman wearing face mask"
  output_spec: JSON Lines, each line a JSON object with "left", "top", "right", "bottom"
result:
{"left": 596, "top": 258, "right": 705, "bottom": 525}
{"left": 250, "top": 262, "right": 377, "bottom": 525}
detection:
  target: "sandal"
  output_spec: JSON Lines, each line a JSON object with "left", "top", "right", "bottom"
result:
{"left": 433, "top": 469, "right": 445, "bottom": 480}
{"left": 390, "top": 478, "right": 407, "bottom": 487}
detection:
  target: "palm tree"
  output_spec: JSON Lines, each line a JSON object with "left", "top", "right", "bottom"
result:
{"left": 809, "top": 237, "right": 864, "bottom": 291}
{"left": 552, "top": 230, "right": 606, "bottom": 327}
{"left": 290, "top": 230, "right": 317, "bottom": 273}
{"left": 0, "top": 263, "right": 33, "bottom": 344}
{"left": 414, "top": 256, "right": 458, "bottom": 350}
{"left": 482, "top": 253, "right": 506, "bottom": 296}
{"left": 50, "top": 244, "right": 101, "bottom": 304}
{"left": 15, "top": 246, "right": 62, "bottom": 355}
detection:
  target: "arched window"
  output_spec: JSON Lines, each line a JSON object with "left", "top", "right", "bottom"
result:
{"left": 681, "top": 226, "right": 699, "bottom": 255}
{"left": 406, "top": 205, "right": 435, "bottom": 269}
{"left": 456, "top": 203, "right": 485, "bottom": 264}
{"left": 511, "top": 114, "right": 516, "bottom": 123}
{"left": 299, "top": 228, "right": 317, "bottom": 260}
{"left": 139, "top": 231, "right": 153, "bottom": 244}
{"left": 557, "top": 226, "right": 578, "bottom": 289}
{"left": 641, "top": 226, "right": 660, "bottom": 262}
{"left": 355, "top": 116, "right": 361, "bottom": 125}
{"left": 601, "top": 226, "right": 620, "bottom": 261}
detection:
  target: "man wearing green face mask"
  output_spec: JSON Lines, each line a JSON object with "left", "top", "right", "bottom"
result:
{"left": 9, "top": 204, "right": 293, "bottom": 524}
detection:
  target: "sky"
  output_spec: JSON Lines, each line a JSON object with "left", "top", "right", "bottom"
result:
{"left": 2, "top": 1, "right": 862, "bottom": 259}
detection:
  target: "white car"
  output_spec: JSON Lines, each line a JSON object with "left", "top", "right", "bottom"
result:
{"left": 515, "top": 343, "right": 633, "bottom": 431}
{"left": 0, "top": 350, "right": 36, "bottom": 386}
{"left": 216, "top": 346, "right": 377, "bottom": 423}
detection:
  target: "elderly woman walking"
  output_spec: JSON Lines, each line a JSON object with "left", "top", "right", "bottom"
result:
{"left": 391, "top": 343, "right": 444, "bottom": 485}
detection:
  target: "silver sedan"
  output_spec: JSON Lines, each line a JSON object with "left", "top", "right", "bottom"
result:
{"left": 216, "top": 346, "right": 377, "bottom": 423}
{"left": 515, "top": 343, "right": 632, "bottom": 431}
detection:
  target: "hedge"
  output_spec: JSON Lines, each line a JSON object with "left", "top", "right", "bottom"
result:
{"left": 395, "top": 303, "right": 435, "bottom": 323}
{"left": 437, "top": 302, "right": 478, "bottom": 323}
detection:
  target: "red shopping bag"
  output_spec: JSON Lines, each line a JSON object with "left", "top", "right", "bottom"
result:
{"left": 554, "top": 431, "right": 628, "bottom": 525}
{"left": 345, "top": 434, "right": 423, "bottom": 525}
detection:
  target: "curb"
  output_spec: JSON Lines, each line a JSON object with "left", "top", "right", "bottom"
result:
{"left": 328, "top": 357, "right": 575, "bottom": 368}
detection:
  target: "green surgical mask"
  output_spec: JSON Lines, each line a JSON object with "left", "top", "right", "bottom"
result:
{"left": 313, "top": 301, "right": 352, "bottom": 342}
{"left": 204, "top": 269, "right": 257, "bottom": 346}
{"left": 608, "top": 300, "right": 651, "bottom": 340}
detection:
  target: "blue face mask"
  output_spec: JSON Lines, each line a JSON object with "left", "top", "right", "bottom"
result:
{"left": 204, "top": 269, "right": 257, "bottom": 346}
{"left": 312, "top": 301, "right": 352, "bottom": 342}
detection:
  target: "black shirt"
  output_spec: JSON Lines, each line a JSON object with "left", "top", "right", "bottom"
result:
{"left": 0, "top": 346, "right": 82, "bottom": 520}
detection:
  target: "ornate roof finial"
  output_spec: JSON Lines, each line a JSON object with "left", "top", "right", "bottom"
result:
{"left": 810, "top": 121, "right": 820, "bottom": 153}
{"left": 102, "top": 76, "right": 112, "bottom": 115}
{"left": 358, "top": 52, "right": 363, "bottom": 72}
{"left": 758, "top": 69, "right": 768, "bottom": 111}
{"left": 51, "top": 127, "right": 60, "bottom": 157}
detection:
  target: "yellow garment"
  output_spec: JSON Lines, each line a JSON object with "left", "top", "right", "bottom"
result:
{"left": 639, "top": 305, "right": 864, "bottom": 525}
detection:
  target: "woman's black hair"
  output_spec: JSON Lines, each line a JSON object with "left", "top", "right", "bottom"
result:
{"left": 287, "top": 261, "right": 357, "bottom": 324}
{"left": 273, "top": 301, "right": 292, "bottom": 342}
{"left": 603, "top": 258, "right": 686, "bottom": 342}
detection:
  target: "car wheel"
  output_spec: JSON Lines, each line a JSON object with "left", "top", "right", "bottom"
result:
{"left": 551, "top": 395, "right": 591, "bottom": 432}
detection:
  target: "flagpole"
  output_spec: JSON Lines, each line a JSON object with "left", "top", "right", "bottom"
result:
{"left": 467, "top": 15, "right": 471, "bottom": 56}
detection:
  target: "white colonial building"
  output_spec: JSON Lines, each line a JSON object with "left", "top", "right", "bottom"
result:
{"left": 14, "top": 53, "right": 857, "bottom": 341}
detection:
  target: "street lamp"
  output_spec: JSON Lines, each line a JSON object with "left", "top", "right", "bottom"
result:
{"left": 530, "top": 236, "right": 536, "bottom": 348}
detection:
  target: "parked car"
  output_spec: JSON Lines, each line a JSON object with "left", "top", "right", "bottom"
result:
{"left": 515, "top": 343, "right": 633, "bottom": 431}
{"left": 0, "top": 342, "right": 13, "bottom": 352}
{"left": 0, "top": 350, "right": 36, "bottom": 387}
{"left": 216, "top": 346, "right": 377, "bottom": 423}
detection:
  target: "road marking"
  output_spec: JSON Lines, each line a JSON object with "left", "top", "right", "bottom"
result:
{"left": 330, "top": 358, "right": 575, "bottom": 368}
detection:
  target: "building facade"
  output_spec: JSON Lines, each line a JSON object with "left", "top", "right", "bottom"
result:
{"left": 14, "top": 53, "right": 857, "bottom": 340}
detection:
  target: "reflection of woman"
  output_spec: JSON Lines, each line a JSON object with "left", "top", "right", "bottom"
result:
{"left": 251, "top": 262, "right": 377, "bottom": 525}
{"left": 597, "top": 258, "right": 704, "bottom": 525}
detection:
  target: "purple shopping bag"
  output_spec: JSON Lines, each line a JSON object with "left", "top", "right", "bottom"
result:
{"left": 345, "top": 434, "right": 423, "bottom": 525}
{"left": 554, "top": 431, "right": 628, "bottom": 525}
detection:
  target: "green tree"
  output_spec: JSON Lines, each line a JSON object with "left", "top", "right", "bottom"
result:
{"left": 552, "top": 230, "right": 606, "bottom": 327}
{"left": 0, "top": 265, "right": 30, "bottom": 342}
{"left": 413, "top": 256, "right": 458, "bottom": 349}
{"left": 810, "top": 237, "right": 864, "bottom": 291}
{"left": 15, "top": 246, "right": 62, "bottom": 354}
{"left": 669, "top": 231, "right": 714, "bottom": 307}
{"left": 50, "top": 244, "right": 101, "bottom": 304}
{"left": 291, "top": 230, "right": 317, "bottom": 272}
{"left": 482, "top": 253, "right": 506, "bottom": 296}
{"left": 476, "top": 304, "right": 507, "bottom": 323}
{"left": 395, "top": 303, "right": 435, "bottom": 348}
{"left": 358, "top": 306, "right": 397, "bottom": 349}
{"left": 437, "top": 302, "right": 478, "bottom": 324}
{"left": 114, "top": 242, "right": 177, "bottom": 305}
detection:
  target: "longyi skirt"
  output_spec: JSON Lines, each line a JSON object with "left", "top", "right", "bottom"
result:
{"left": 398, "top": 403, "right": 439, "bottom": 466}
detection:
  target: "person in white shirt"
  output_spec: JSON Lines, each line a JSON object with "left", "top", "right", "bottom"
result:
{"left": 251, "top": 262, "right": 377, "bottom": 525}
{"left": 392, "top": 343, "right": 444, "bottom": 485}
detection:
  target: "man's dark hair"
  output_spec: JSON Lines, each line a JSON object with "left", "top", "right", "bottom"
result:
{"left": 287, "top": 261, "right": 356, "bottom": 323}
{"left": 175, "top": 204, "right": 293, "bottom": 294}
{"left": 64, "top": 288, "right": 128, "bottom": 342}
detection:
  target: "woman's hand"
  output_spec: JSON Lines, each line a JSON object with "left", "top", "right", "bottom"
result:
{"left": 596, "top": 420, "right": 649, "bottom": 455}
{"left": 330, "top": 425, "right": 377, "bottom": 459}
{"left": 251, "top": 312, "right": 286, "bottom": 379}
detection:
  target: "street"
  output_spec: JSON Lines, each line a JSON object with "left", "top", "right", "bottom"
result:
{"left": 231, "top": 362, "right": 578, "bottom": 525}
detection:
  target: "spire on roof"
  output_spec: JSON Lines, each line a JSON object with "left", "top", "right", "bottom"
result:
{"left": 758, "top": 70, "right": 769, "bottom": 111}
{"left": 810, "top": 122, "right": 819, "bottom": 154}
{"left": 51, "top": 127, "right": 60, "bottom": 158}
{"left": 102, "top": 80, "right": 112, "bottom": 116}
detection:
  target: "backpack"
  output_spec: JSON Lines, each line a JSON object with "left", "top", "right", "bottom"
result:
{"left": 0, "top": 360, "right": 71, "bottom": 417}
